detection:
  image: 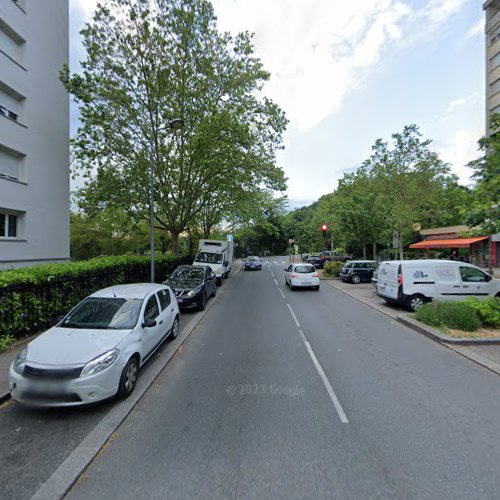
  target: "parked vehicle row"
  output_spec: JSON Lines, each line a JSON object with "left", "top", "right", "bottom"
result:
{"left": 193, "top": 239, "right": 234, "bottom": 285}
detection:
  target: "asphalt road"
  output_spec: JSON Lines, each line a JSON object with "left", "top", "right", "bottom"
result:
{"left": 66, "top": 257, "right": 500, "bottom": 500}
{"left": 0, "top": 311, "right": 197, "bottom": 500}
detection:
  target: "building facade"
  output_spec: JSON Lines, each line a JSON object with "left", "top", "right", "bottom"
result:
{"left": 0, "top": 0, "right": 69, "bottom": 269}
{"left": 485, "top": 0, "right": 500, "bottom": 131}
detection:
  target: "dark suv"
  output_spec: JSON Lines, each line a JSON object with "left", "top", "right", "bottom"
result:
{"left": 339, "top": 260, "right": 378, "bottom": 284}
{"left": 320, "top": 251, "right": 352, "bottom": 263}
{"left": 306, "top": 255, "right": 323, "bottom": 269}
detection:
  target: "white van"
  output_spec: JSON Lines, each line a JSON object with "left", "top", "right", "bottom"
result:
{"left": 376, "top": 259, "right": 499, "bottom": 312}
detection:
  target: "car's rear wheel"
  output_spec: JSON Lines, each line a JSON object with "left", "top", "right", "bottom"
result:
{"left": 290, "top": 283, "right": 295, "bottom": 291}
{"left": 407, "top": 294, "right": 425, "bottom": 312}
{"left": 117, "top": 357, "right": 139, "bottom": 399}
{"left": 314, "top": 285, "right": 320, "bottom": 291}
{"left": 351, "top": 274, "right": 361, "bottom": 284}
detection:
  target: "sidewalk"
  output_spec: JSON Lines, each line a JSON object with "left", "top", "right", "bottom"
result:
{"left": 323, "top": 278, "right": 500, "bottom": 376}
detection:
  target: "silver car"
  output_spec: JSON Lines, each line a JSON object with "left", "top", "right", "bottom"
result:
{"left": 284, "top": 264, "right": 320, "bottom": 291}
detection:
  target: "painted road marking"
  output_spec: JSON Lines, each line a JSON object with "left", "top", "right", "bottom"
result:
{"left": 279, "top": 288, "right": 285, "bottom": 299}
{"left": 285, "top": 302, "right": 349, "bottom": 424}
{"left": 297, "top": 328, "right": 349, "bottom": 424}
{"left": 273, "top": 278, "right": 279, "bottom": 287}
{"left": 286, "top": 303, "right": 301, "bottom": 328}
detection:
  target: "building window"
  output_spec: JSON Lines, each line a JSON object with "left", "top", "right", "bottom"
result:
{"left": 0, "top": 212, "right": 18, "bottom": 238}
{"left": 491, "top": 78, "right": 500, "bottom": 96}
{"left": 490, "top": 51, "right": 500, "bottom": 68}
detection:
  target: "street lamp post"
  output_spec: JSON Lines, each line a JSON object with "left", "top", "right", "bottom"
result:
{"left": 149, "top": 117, "right": 184, "bottom": 283}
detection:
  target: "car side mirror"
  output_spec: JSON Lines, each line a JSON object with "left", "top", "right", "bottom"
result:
{"left": 142, "top": 318, "right": 157, "bottom": 328}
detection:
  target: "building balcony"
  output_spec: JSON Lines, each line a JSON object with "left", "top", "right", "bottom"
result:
{"left": 0, "top": 0, "right": 28, "bottom": 43}
{"left": 0, "top": 50, "right": 27, "bottom": 99}
{"left": 0, "top": 111, "right": 27, "bottom": 155}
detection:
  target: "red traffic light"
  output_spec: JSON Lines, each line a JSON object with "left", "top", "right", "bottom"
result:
{"left": 321, "top": 224, "right": 327, "bottom": 231}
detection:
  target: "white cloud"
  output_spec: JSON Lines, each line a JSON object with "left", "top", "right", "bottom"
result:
{"left": 465, "top": 18, "right": 484, "bottom": 39}
{"left": 445, "top": 93, "right": 478, "bottom": 114}
{"left": 422, "top": 0, "right": 467, "bottom": 24}
{"left": 213, "top": 0, "right": 411, "bottom": 133}
{"left": 437, "top": 128, "right": 482, "bottom": 185}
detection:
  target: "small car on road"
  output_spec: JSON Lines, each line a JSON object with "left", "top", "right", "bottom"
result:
{"left": 9, "top": 283, "right": 180, "bottom": 407}
{"left": 164, "top": 265, "right": 217, "bottom": 310}
{"left": 339, "top": 260, "right": 378, "bottom": 284}
{"left": 244, "top": 256, "right": 262, "bottom": 271}
{"left": 284, "top": 263, "right": 320, "bottom": 290}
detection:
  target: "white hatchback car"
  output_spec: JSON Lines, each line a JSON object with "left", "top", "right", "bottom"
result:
{"left": 284, "top": 263, "right": 320, "bottom": 291}
{"left": 9, "top": 283, "right": 179, "bottom": 407}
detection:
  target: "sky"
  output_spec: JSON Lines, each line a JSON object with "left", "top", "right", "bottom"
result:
{"left": 70, "top": 0, "right": 486, "bottom": 208}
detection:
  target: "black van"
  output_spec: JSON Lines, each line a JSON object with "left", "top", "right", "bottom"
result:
{"left": 339, "top": 260, "right": 378, "bottom": 284}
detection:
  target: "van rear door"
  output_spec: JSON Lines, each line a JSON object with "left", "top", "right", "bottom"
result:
{"left": 377, "top": 262, "right": 399, "bottom": 299}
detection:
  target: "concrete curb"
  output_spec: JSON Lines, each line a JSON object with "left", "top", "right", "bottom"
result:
{"left": 396, "top": 315, "right": 500, "bottom": 345}
{"left": 29, "top": 267, "right": 240, "bottom": 500}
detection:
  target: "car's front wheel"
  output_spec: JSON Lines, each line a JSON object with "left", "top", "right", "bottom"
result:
{"left": 351, "top": 274, "right": 361, "bottom": 284}
{"left": 117, "top": 356, "right": 139, "bottom": 399}
{"left": 169, "top": 316, "right": 179, "bottom": 340}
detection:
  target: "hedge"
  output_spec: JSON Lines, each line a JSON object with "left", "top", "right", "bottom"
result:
{"left": 0, "top": 255, "right": 192, "bottom": 339}
{"left": 323, "top": 261, "right": 344, "bottom": 277}
{"left": 414, "top": 301, "right": 482, "bottom": 332}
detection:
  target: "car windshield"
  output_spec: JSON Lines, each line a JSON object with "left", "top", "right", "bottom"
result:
{"left": 344, "top": 263, "right": 353, "bottom": 269}
{"left": 60, "top": 297, "right": 142, "bottom": 330}
{"left": 247, "top": 256, "right": 260, "bottom": 261}
{"left": 195, "top": 252, "right": 222, "bottom": 264}
{"left": 294, "top": 265, "right": 315, "bottom": 274}
{"left": 170, "top": 267, "right": 205, "bottom": 285}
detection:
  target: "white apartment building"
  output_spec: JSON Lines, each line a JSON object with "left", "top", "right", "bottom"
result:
{"left": 0, "top": 0, "right": 69, "bottom": 269}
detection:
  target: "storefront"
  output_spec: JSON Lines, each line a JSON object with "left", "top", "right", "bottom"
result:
{"left": 409, "top": 225, "right": 496, "bottom": 270}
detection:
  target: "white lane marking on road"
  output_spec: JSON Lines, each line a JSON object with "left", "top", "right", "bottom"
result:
{"left": 279, "top": 288, "right": 285, "bottom": 299}
{"left": 273, "top": 278, "right": 279, "bottom": 287}
{"left": 286, "top": 304, "right": 301, "bottom": 328}
{"left": 297, "top": 328, "right": 349, "bottom": 424}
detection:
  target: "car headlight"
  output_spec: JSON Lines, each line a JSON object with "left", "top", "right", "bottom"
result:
{"left": 187, "top": 287, "right": 202, "bottom": 297}
{"left": 80, "top": 349, "right": 120, "bottom": 378}
{"left": 13, "top": 347, "right": 27, "bottom": 374}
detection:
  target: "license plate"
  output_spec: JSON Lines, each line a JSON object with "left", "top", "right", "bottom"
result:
{"left": 30, "top": 381, "right": 67, "bottom": 395}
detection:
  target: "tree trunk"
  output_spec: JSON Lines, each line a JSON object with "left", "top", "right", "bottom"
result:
{"left": 372, "top": 242, "right": 377, "bottom": 260}
{"left": 399, "top": 241, "right": 404, "bottom": 260}
{"left": 170, "top": 230, "right": 180, "bottom": 255}
{"left": 363, "top": 244, "right": 367, "bottom": 259}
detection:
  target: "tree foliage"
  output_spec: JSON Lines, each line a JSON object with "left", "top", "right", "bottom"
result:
{"left": 63, "top": 0, "right": 287, "bottom": 253}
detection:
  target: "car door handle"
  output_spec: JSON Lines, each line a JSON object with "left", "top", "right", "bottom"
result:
{"left": 453, "top": 285, "right": 460, "bottom": 288}
{"left": 159, "top": 320, "right": 163, "bottom": 325}
{"left": 170, "top": 308, "right": 174, "bottom": 312}
{"left": 462, "top": 286, "right": 469, "bottom": 288}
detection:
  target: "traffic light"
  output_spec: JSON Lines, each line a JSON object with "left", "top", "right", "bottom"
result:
{"left": 321, "top": 224, "right": 327, "bottom": 238}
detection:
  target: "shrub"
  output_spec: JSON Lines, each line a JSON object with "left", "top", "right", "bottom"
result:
{"left": 0, "top": 334, "right": 14, "bottom": 352}
{"left": 463, "top": 297, "right": 500, "bottom": 327}
{"left": 415, "top": 301, "right": 481, "bottom": 332}
{"left": 323, "top": 261, "right": 344, "bottom": 277}
{"left": 414, "top": 303, "right": 443, "bottom": 328}
{"left": 0, "top": 254, "right": 192, "bottom": 339}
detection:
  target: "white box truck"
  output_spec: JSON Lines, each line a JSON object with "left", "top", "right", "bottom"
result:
{"left": 376, "top": 259, "right": 499, "bottom": 312}
{"left": 193, "top": 239, "right": 234, "bottom": 285}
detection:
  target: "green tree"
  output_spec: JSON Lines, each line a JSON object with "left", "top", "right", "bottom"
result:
{"left": 63, "top": 0, "right": 287, "bottom": 254}
{"left": 463, "top": 113, "right": 500, "bottom": 234}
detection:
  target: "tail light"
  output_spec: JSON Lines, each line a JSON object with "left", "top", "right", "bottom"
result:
{"left": 313, "top": 272, "right": 319, "bottom": 277}
{"left": 291, "top": 273, "right": 298, "bottom": 278}
{"left": 398, "top": 274, "right": 403, "bottom": 286}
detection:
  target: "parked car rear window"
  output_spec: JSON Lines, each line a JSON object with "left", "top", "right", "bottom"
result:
{"left": 294, "top": 265, "right": 315, "bottom": 273}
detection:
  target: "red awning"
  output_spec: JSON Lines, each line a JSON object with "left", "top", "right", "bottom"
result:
{"left": 409, "top": 236, "right": 489, "bottom": 249}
